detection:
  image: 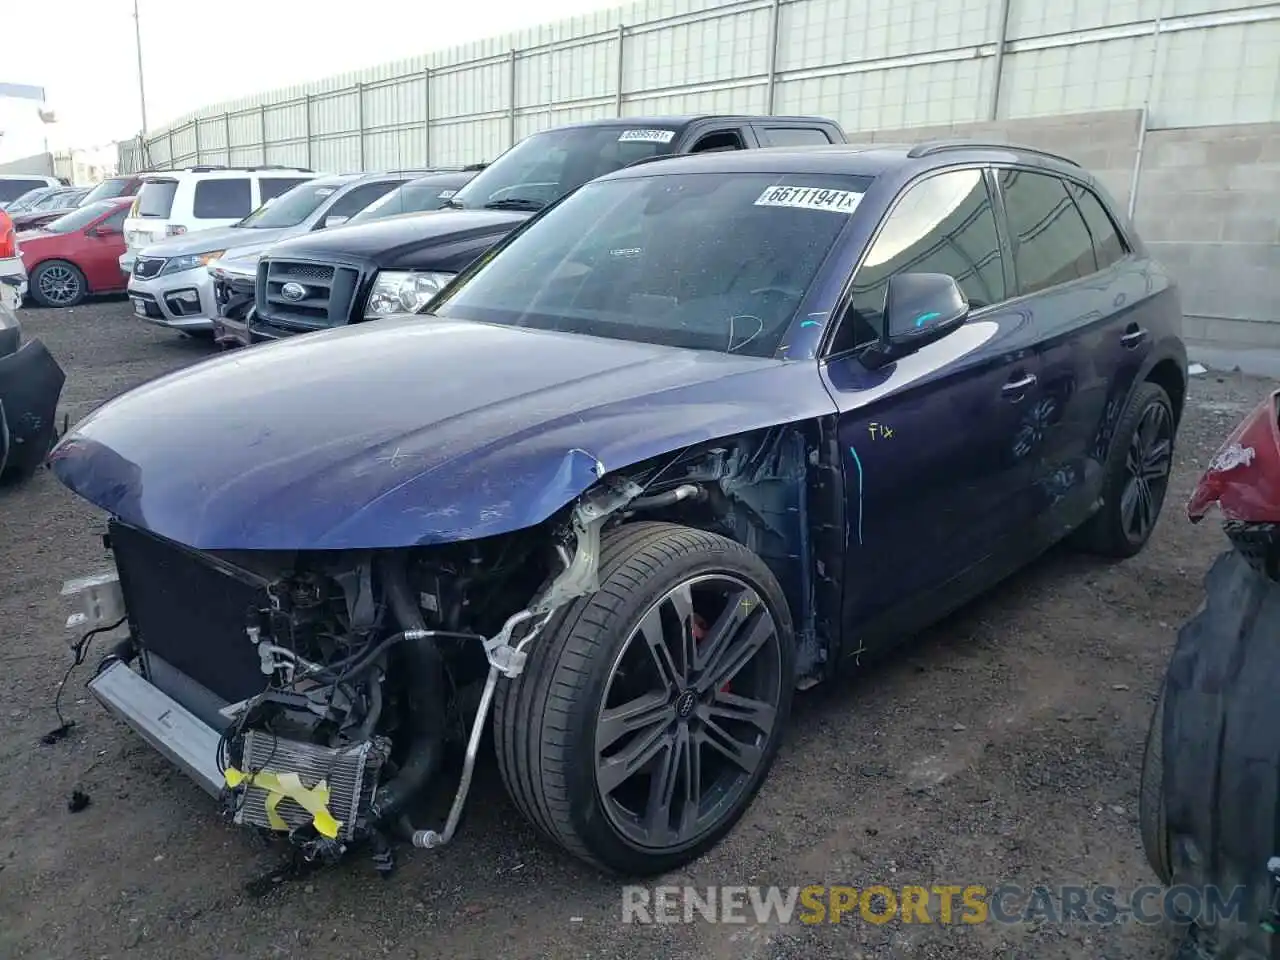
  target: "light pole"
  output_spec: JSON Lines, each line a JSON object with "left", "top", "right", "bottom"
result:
{"left": 133, "top": 0, "right": 148, "bottom": 134}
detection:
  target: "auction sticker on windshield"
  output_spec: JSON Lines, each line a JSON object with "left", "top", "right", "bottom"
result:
{"left": 618, "top": 129, "right": 676, "bottom": 143}
{"left": 754, "top": 185, "right": 863, "bottom": 214}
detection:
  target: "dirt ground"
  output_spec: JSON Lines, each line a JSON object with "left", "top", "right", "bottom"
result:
{"left": 0, "top": 299, "right": 1269, "bottom": 960}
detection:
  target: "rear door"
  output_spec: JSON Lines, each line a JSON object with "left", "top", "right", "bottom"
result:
{"left": 821, "top": 166, "right": 1045, "bottom": 635}
{"left": 992, "top": 167, "right": 1150, "bottom": 540}
{"left": 81, "top": 205, "right": 129, "bottom": 291}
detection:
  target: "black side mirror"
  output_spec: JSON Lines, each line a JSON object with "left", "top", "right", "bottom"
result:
{"left": 861, "top": 272, "right": 969, "bottom": 369}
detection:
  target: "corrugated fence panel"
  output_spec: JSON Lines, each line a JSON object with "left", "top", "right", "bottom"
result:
{"left": 433, "top": 60, "right": 511, "bottom": 121}
{"left": 312, "top": 136, "right": 363, "bottom": 174}
{"left": 777, "top": 0, "right": 993, "bottom": 74}
{"left": 121, "top": 0, "right": 1280, "bottom": 173}
{"left": 1001, "top": 37, "right": 1156, "bottom": 119}
{"left": 264, "top": 101, "right": 308, "bottom": 144}
{"left": 364, "top": 127, "right": 429, "bottom": 170}
{"left": 364, "top": 75, "right": 430, "bottom": 131}
{"left": 429, "top": 117, "right": 509, "bottom": 166}
{"left": 623, "top": 5, "right": 772, "bottom": 93}
{"left": 264, "top": 142, "right": 309, "bottom": 169}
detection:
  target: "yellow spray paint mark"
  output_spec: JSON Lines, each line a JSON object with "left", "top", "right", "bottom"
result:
{"left": 224, "top": 767, "right": 343, "bottom": 839}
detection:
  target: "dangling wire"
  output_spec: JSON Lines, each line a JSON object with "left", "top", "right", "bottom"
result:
{"left": 41, "top": 615, "right": 128, "bottom": 745}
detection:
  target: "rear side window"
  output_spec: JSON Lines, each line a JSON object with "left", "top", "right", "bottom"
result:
{"left": 259, "top": 177, "right": 312, "bottom": 203}
{"left": 0, "top": 180, "right": 50, "bottom": 203}
{"left": 998, "top": 169, "right": 1096, "bottom": 295}
{"left": 836, "top": 168, "right": 1005, "bottom": 352}
{"left": 1067, "top": 182, "right": 1129, "bottom": 270}
{"left": 136, "top": 179, "right": 178, "bottom": 217}
{"left": 761, "top": 127, "right": 834, "bottom": 147}
{"left": 192, "top": 178, "right": 252, "bottom": 219}
{"left": 323, "top": 181, "right": 400, "bottom": 222}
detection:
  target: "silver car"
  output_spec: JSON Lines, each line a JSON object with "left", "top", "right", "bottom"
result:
{"left": 126, "top": 171, "right": 440, "bottom": 334}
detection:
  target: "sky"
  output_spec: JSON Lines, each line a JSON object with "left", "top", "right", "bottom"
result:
{"left": 1, "top": 0, "right": 620, "bottom": 161}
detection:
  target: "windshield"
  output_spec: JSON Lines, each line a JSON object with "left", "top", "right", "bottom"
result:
{"left": 431, "top": 172, "right": 872, "bottom": 357}
{"left": 41, "top": 201, "right": 118, "bottom": 234}
{"left": 237, "top": 178, "right": 349, "bottom": 228}
{"left": 446, "top": 125, "right": 679, "bottom": 211}
{"left": 80, "top": 178, "right": 134, "bottom": 205}
{"left": 5, "top": 188, "right": 51, "bottom": 212}
{"left": 348, "top": 178, "right": 461, "bottom": 224}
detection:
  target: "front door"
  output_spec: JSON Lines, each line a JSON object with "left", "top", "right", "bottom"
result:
{"left": 818, "top": 167, "right": 1045, "bottom": 645}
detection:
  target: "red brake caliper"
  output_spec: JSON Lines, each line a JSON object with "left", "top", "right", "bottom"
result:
{"left": 692, "top": 614, "right": 731, "bottom": 694}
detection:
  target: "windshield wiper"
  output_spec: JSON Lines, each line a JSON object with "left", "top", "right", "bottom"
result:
{"left": 482, "top": 198, "right": 545, "bottom": 211}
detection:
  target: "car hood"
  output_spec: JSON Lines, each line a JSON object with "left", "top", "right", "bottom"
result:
{"left": 139, "top": 225, "right": 283, "bottom": 258}
{"left": 265, "top": 208, "right": 530, "bottom": 264}
{"left": 50, "top": 317, "right": 834, "bottom": 551}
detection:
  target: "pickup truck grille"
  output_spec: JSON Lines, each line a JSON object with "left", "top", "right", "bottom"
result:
{"left": 133, "top": 256, "right": 166, "bottom": 280}
{"left": 257, "top": 257, "right": 361, "bottom": 330}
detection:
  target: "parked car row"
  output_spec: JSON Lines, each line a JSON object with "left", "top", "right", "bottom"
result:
{"left": 50, "top": 110, "right": 1189, "bottom": 880}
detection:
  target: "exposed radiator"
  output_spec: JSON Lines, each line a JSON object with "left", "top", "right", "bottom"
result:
{"left": 231, "top": 731, "right": 387, "bottom": 843}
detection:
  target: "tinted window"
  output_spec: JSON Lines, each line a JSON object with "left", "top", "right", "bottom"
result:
{"left": 1067, "top": 182, "right": 1128, "bottom": 270}
{"left": 836, "top": 169, "right": 1006, "bottom": 352}
{"left": 323, "top": 181, "right": 400, "bottom": 222}
{"left": 447, "top": 125, "right": 679, "bottom": 211}
{"left": 193, "top": 178, "right": 252, "bottom": 219}
{"left": 259, "top": 176, "right": 312, "bottom": 203}
{"left": 136, "top": 179, "right": 178, "bottom": 217}
{"left": 999, "top": 170, "right": 1096, "bottom": 295}
{"left": 238, "top": 178, "right": 351, "bottom": 229}
{"left": 80, "top": 177, "right": 136, "bottom": 204}
{"left": 432, "top": 172, "right": 873, "bottom": 358}
{"left": 0, "top": 180, "right": 50, "bottom": 203}
{"left": 762, "top": 127, "right": 833, "bottom": 147}
{"left": 100, "top": 207, "right": 128, "bottom": 232}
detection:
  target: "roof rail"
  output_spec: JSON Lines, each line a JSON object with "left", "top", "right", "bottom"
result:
{"left": 177, "top": 164, "right": 313, "bottom": 173}
{"left": 906, "top": 139, "right": 1081, "bottom": 167}
{"left": 622, "top": 153, "right": 684, "bottom": 169}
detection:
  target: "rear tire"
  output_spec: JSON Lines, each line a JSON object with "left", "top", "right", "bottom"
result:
{"left": 1138, "top": 685, "right": 1173, "bottom": 884}
{"left": 29, "top": 260, "right": 87, "bottom": 308}
{"left": 493, "top": 521, "right": 796, "bottom": 876}
{"left": 1073, "top": 381, "right": 1175, "bottom": 558}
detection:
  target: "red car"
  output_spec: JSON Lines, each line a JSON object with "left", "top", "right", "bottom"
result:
{"left": 19, "top": 197, "right": 132, "bottom": 308}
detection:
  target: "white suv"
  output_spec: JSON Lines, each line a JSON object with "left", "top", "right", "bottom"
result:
{"left": 120, "top": 166, "right": 315, "bottom": 274}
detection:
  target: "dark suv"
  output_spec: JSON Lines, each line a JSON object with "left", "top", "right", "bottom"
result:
{"left": 248, "top": 114, "right": 846, "bottom": 342}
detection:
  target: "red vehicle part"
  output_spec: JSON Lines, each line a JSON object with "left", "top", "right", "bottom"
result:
{"left": 1186, "top": 389, "right": 1280, "bottom": 524}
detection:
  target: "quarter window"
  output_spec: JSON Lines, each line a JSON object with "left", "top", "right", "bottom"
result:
{"left": 1067, "top": 182, "right": 1128, "bottom": 270}
{"left": 998, "top": 170, "right": 1096, "bottom": 295}
{"left": 192, "top": 178, "right": 252, "bottom": 219}
{"left": 762, "top": 127, "right": 834, "bottom": 147}
{"left": 834, "top": 168, "right": 1005, "bottom": 352}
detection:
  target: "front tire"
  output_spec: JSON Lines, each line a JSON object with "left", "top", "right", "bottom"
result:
{"left": 493, "top": 521, "right": 796, "bottom": 876}
{"left": 1073, "top": 381, "right": 1175, "bottom": 558}
{"left": 29, "top": 260, "right": 87, "bottom": 308}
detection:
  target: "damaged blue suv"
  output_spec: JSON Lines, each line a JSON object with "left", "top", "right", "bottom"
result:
{"left": 50, "top": 141, "right": 1186, "bottom": 878}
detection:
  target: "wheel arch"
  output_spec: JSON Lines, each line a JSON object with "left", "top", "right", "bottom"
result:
{"left": 596, "top": 419, "right": 845, "bottom": 688}
{"left": 1145, "top": 357, "right": 1187, "bottom": 428}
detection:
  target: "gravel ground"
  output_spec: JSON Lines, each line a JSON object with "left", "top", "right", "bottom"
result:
{"left": 0, "top": 298, "right": 1271, "bottom": 960}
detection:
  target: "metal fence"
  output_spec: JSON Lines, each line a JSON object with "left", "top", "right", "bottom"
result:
{"left": 117, "top": 0, "right": 1280, "bottom": 174}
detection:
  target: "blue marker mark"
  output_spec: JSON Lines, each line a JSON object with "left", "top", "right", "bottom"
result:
{"left": 914, "top": 311, "right": 941, "bottom": 328}
{"left": 848, "top": 445, "right": 864, "bottom": 545}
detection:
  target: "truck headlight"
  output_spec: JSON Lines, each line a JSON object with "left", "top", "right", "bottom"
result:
{"left": 365, "top": 271, "right": 454, "bottom": 318}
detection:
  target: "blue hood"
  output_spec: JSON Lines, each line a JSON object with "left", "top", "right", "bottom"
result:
{"left": 51, "top": 317, "right": 835, "bottom": 550}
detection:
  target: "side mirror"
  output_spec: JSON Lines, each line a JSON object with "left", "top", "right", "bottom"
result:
{"left": 861, "top": 273, "right": 969, "bottom": 369}
{"left": 323, "top": 214, "right": 349, "bottom": 228}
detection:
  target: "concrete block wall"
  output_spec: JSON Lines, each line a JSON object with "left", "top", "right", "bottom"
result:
{"left": 1134, "top": 122, "right": 1280, "bottom": 345}
{"left": 849, "top": 109, "right": 1143, "bottom": 213}
{"left": 0, "top": 152, "right": 55, "bottom": 177}
{"left": 851, "top": 111, "right": 1280, "bottom": 351}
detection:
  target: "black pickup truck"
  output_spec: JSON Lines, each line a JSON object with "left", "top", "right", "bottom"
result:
{"left": 243, "top": 114, "right": 847, "bottom": 342}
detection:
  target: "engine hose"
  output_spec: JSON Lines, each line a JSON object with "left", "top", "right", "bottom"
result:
{"left": 369, "top": 555, "right": 447, "bottom": 823}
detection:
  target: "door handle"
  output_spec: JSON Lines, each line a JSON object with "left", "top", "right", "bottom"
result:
{"left": 1121, "top": 325, "right": 1148, "bottom": 348}
{"left": 1001, "top": 373, "right": 1037, "bottom": 400}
